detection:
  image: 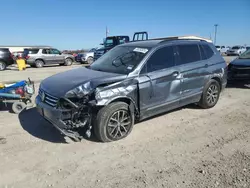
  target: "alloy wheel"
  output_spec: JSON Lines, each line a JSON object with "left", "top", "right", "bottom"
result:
{"left": 206, "top": 84, "right": 219, "bottom": 105}
{"left": 107, "top": 110, "right": 132, "bottom": 140}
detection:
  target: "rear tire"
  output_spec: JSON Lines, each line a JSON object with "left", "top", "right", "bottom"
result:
{"left": 12, "top": 101, "right": 26, "bottom": 114}
{"left": 64, "top": 58, "right": 73, "bottom": 66}
{"left": 198, "top": 79, "right": 221, "bottom": 109}
{"left": 0, "top": 61, "right": 6, "bottom": 71}
{"left": 35, "top": 60, "right": 44, "bottom": 68}
{"left": 94, "top": 102, "right": 134, "bottom": 142}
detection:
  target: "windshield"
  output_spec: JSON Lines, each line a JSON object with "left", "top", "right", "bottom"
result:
{"left": 215, "top": 46, "right": 220, "bottom": 48}
{"left": 232, "top": 46, "right": 240, "bottom": 50}
{"left": 104, "top": 38, "right": 114, "bottom": 48}
{"left": 90, "top": 46, "right": 151, "bottom": 74}
{"left": 239, "top": 49, "right": 250, "bottom": 59}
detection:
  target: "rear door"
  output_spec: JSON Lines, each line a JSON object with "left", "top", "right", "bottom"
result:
{"left": 41, "top": 49, "right": 54, "bottom": 64}
{"left": 175, "top": 42, "right": 206, "bottom": 106}
{"left": 138, "top": 45, "right": 181, "bottom": 118}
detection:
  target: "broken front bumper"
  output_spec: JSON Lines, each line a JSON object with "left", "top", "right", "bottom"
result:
{"left": 36, "top": 96, "right": 88, "bottom": 140}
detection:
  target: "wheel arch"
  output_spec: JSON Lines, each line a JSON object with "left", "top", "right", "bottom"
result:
{"left": 106, "top": 96, "right": 139, "bottom": 116}
{"left": 211, "top": 76, "right": 222, "bottom": 90}
{"left": 35, "top": 58, "right": 45, "bottom": 64}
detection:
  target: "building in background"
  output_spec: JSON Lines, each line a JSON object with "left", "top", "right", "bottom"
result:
{"left": 0, "top": 45, "right": 51, "bottom": 53}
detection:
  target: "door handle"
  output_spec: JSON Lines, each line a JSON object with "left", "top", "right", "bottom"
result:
{"left": 172, "top": 71, "right": 179, "bottom": 77}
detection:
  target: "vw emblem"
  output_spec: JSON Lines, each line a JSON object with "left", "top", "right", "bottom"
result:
{"left": 41, "top": 92, "right": 46, "bottom": 102}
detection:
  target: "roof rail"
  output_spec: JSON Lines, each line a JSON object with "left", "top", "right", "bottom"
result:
{"left": 150, "top": 35, "right": 212, "bottom": 43}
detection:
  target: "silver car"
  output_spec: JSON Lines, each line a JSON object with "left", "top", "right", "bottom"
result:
{"left": 23, "top": 48, "right": 75, "bottom": 68}
{"left": 227, "top": 46, "right": 246, "bottom": 56}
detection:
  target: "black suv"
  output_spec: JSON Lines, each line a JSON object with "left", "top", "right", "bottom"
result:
{"left": 0, "top": 48, "right": 14, "bottom": 71}
{"left": 36, "top": 37, "right": 227, "bottom": 142}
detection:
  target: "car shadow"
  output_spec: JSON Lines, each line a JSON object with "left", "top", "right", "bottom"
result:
{"left": 18, "top": 108, "right": 67, "bottom": 143}
{"left": 0, "top": 103, "right": 14, "bottom": 113}
{"left": 18, "top": 107, "right": 100, "bottom": 143}
{"left": 226, "top": 81, "right": 250, "bottom": 89}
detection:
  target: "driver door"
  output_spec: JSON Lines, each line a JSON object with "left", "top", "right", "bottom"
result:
{"left": 138, "top": 45, "right": 182, "bottom": 119}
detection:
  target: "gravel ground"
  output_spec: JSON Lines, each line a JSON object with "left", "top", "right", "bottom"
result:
{"left": 0, "top": 82, "right": 250, "bottom": 188}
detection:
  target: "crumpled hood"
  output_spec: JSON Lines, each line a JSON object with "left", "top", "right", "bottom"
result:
{"left": 230, "top": 58, "right": 250, "bottom": 66}
{"left": 40, "top": 67, "right": 126, "bottom": 97}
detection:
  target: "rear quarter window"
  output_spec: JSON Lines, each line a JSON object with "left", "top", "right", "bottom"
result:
{"left": 202, "top": 44, "right": 215, "bottom": 59}
{"left": 24, "top": 49, "right": 39, "bottom": 55}
{"left": 176, "top": 44, "right": 201, "bottom": 65}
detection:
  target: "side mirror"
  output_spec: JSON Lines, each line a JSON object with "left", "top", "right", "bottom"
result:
{"left": 100, "top": 43, "right": 104, "bottom": 45}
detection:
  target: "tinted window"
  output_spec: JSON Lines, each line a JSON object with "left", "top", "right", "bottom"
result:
{"left": 146, "top": 46, "right": 175, "bottom": 72}
{"left": 202, "top": 44, "right": 214, "bottom": 59}
{"left": 177, "top": 44, "right": 200, "bottom": 65}
{"left": 0, "top": 48, "right": 10, "bottom": 53}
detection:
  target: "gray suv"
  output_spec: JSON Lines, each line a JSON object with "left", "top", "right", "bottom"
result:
{"left": 36, "top": 37, "right": 227, "bottom": 142}
{"left": 23, "top": 48, "right": 75, "bottom": 68}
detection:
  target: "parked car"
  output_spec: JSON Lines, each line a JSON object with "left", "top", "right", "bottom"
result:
{"left": 246, "top": 46, "right": 250, "bottom": 50}
{"left": 12, "top": 51, "right": 23, "bottom": 60}
{"left": 228, "top": 49, "right": 250, "bottom": 81}
{"left": 0, "top": 48, "right": 14, "bottom": 71}
{"left": 227, "top": 46, "right": 246, "bottom": 56}
{"left": 36, "top": 37, "right": 227, "bottom": 142}
{"left": 215, "top": 45, "right": 229, "bottom": 54}
{"left": 75, "top": 48, "right": 97, "bottom": 64}
{"left": 22, "top": 48, "right": 75, "bottom": 68}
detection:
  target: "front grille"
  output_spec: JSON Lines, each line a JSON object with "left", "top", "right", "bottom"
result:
{"left": 38, "top": 88, "right": 59, "bottom": 107}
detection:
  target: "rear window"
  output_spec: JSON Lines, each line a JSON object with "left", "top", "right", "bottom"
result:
{"left": 0, "top": 48, "right": 10, "bottom": 53}
{"left": 23, "top": 49, "right": 39, "bottom": 56}
{"left": 177, "top": 44, "right": 201, "bottom": 65}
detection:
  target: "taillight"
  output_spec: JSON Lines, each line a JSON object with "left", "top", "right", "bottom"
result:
{"left": 26, "top": 56, "right": 30, "bottom": 59}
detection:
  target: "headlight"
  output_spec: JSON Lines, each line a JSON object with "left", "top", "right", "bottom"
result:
{"left": 65, "top": 82, "right": 92, "bottom": 98}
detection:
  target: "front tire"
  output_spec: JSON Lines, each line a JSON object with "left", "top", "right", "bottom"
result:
{"left": 94, "top": 102, "right": 134, "bottom": 142}
{"left": 199, "top": 79, "right": 221, "bottom": 109}
{"left": 0, "top": 61, "right": 7, "bottom": 71}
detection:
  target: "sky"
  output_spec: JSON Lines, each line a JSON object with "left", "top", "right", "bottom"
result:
{"left": 1, "top": 0, "right": 249, "bottom": 50}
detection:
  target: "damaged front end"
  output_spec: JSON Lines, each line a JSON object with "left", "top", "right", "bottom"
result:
{"left": 36, "top": 78, "right": 138, "bottom": 142}
{"left": 36, "top": 82, "right": 97, "bottom": 142}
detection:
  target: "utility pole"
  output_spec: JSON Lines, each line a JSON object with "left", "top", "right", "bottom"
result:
{"left": 214, "top": 24, "right": 218, "bottom": 45}
{"left": 106, "top": 26, "right": 108, "bottom": 38}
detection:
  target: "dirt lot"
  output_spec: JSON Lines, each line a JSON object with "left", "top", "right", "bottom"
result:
{"left": 0, "top": 56, "right": 250, "bottom": 188}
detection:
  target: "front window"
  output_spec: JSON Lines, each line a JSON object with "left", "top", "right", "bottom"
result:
{"left": 90, "top": 46, "right": 151, "bottom": 74}
{"left": 51, "top": 49, "right": 61, "bottom": 54}
{"left": 232, "top": 46, "right": 240, "bottom": 50}
{"left": 239, "top": 49, "right": 250, "bottom": 59}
